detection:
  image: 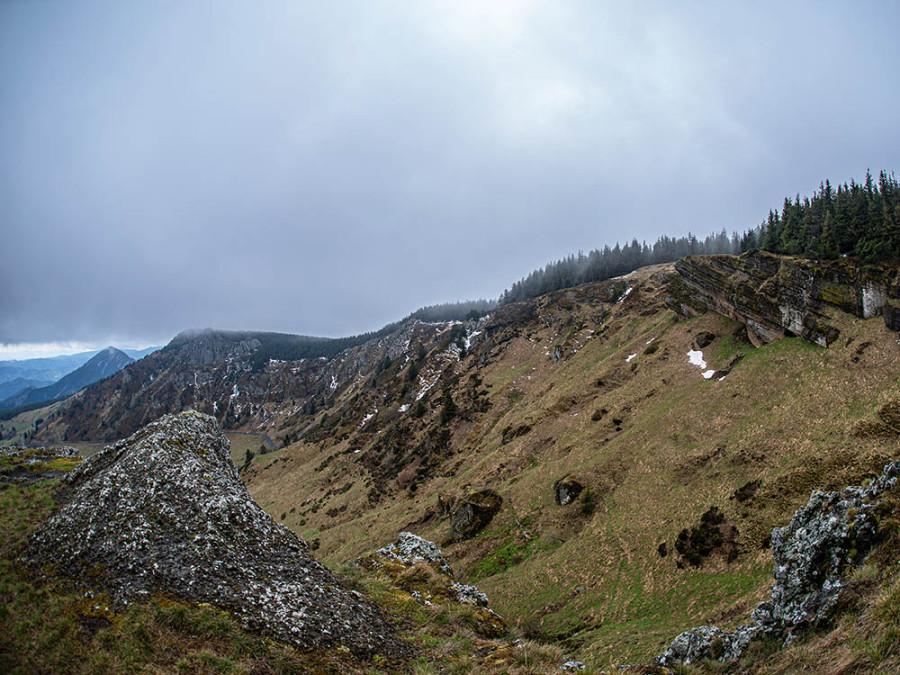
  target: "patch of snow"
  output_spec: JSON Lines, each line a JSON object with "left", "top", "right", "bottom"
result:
{"left": 230, "top": 384, "right": 239, "bottom": 399}
{"left": 399, "top": 404, "right": 410, "bottom": 413}
{"left": 702, "top": 369, "right": 716, "bottom": 379}
{"left": 329, "top": 375, "right": 338, "bottom": 392}
{"left": 646, "top": 337, "right": 656, "bottom": 345}
{"left": 625, "top": 353, "right": 637, "bottom": 362}
{"left": 617, "top": 286, "right": 633, "bottom": 303}
{"left": 463, "top": 329, "right": 481, "bottom": 351}
{"left": 687, "top": 350, "right": 707, "bottom": 369}
{"left": 213, "top": 401, "right": 218, "bottom": 414}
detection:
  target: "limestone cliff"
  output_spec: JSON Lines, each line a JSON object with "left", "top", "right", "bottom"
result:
{"left": 668, "top": 251, "right": 899, "bottom": 346}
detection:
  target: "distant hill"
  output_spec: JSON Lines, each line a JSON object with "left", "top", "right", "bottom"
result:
{"left": 0, "top": 347, "right": 134, "bottom": 411}
{"left": 0, "top": 376, "right": 55, "bottom": 402}
{"left": 0, "top": 351, "right": 100, "bottom": 387}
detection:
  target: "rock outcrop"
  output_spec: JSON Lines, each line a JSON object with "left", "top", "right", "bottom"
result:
{"left": 363, "top": 532, "right": 507, "bottom": 637}
{"left": 657, "top": 461, "right": 900, "bottom": 667}
{"left": 451, "top": 487, "right": 503, "bottom": 538}
{"left": 554, "top": 475, "right": 585, "bottom": 506}
{"left": 668, "top": 251, "right": 898, "bottom": 347}
{"left": 25, "top": 411, "right": 404, "bottom": 658}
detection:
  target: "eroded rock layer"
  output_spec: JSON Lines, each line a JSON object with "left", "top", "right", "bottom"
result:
{"left": 668, "top": 251, "right": 898, "bottom": 346}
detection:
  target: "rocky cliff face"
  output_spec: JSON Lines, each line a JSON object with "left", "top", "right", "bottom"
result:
{"left": 668, "top": 251, "right": 899, "bottom": 346}
{"left": 25, "top": 411, "right": 404, "bottom": 658}
{"left": 36, "top": 320, "right": 469, "bottom": 443}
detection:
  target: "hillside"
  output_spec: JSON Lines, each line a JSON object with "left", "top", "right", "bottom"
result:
{"left": 0, "top": 347, "right": 134, "bottom": 412}
{"left": 0, "top": 377, "right": 54, "bottom": 403}
{"left": 26, "top": 251, "right": 900, "bottom": 669}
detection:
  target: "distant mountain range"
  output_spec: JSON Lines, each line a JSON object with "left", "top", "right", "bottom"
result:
{"left": 0, "top": 346, "right": 159, "bottom": 405}
{"left": 0, "top": 347, "right": 142, "bottom": 412}
{"left": 0, "top": 376, "right": 56, "bottom": 401}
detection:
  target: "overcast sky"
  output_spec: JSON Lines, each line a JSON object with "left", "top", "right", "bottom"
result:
{"left": 2, "top": 0, "right": 899, "bottom": 357}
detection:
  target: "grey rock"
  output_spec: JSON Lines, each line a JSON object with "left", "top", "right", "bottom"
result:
{"left": 657, "top": 461, "right": 900, "bottom": 667}
{"left": 375, "top": 531, "right": 454, "bottom": 576}
{"left": 656, "top": 624, "right": 759, "bottom": 667}
{"left": 560, "top": 660, "right": 586, "bottom": 671}
{"left": 25, "top": 411, "right": 404, "bottom": 658}
{"left": 554, "top": 475, "right": 585, "bottom": 506}
{"left": 450, "top": 580, "right": 489, "bottom": 607}
{"left": 372, "top": 533, "right": 497, "bottom": 612}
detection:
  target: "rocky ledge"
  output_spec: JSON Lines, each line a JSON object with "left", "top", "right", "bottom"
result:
{"left": 657, "top": 461, "right": 900, "bottom": 667}
{"left": 668, "top": 251, "right": 899, "bottom": 346}
{"left": 25, "top": 411, "right": 404, "bottom": 658}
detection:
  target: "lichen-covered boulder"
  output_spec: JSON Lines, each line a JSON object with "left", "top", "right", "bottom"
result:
{"left": 451, "top": 487, "right": 503, "bottom": 538}
{"left": 754, "top": 465, "right": 894, "bottom": 629}
{"left": 554, "top": 475, "right": 585, "bottom": 506}
{"left": 375, "top": 531, "right": 454, "bottom": 575}
{"left": 657, "top": 461, "right": 900, "bottom": 667}
{"left": 656, "top": 624, "right": 759, "bottom": 667}
{"left": 25, "top": 411, "right": 403, "bottom": 658}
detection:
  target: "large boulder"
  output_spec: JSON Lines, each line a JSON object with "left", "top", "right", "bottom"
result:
{"left": 25, "top": 411, "right": 403, "bottom": 658}
{"left": 657, "top": 461, "right": 900, "bottom": 667}
{"left": 451, "top": 486, "right": 503, "bottom": 538}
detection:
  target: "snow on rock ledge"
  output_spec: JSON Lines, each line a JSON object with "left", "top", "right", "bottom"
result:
{"left": 25, "top": 411, "right": 403, "bottom": 658}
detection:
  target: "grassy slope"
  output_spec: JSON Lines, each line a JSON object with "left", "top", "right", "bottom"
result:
{"left": 244, "top": 265, "right": 900, "bottom": 669}
{"left": 0, "top": 455, "right": 582, "bottom": 673}
{"left": 0, "top": 400, "right": 66, "bottom": 447}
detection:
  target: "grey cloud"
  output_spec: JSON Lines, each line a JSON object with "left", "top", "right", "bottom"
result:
{"left": 2, "top": 0, "right": 899, "bottom": 345}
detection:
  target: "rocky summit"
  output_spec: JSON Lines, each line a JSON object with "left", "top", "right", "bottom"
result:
{"left": 25, "top": 411, "right": 404, "bottom": 658}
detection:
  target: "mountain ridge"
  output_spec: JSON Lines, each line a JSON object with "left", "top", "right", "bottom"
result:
{"left": 0, "top": 347, "right": 134, "bottom": 411}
